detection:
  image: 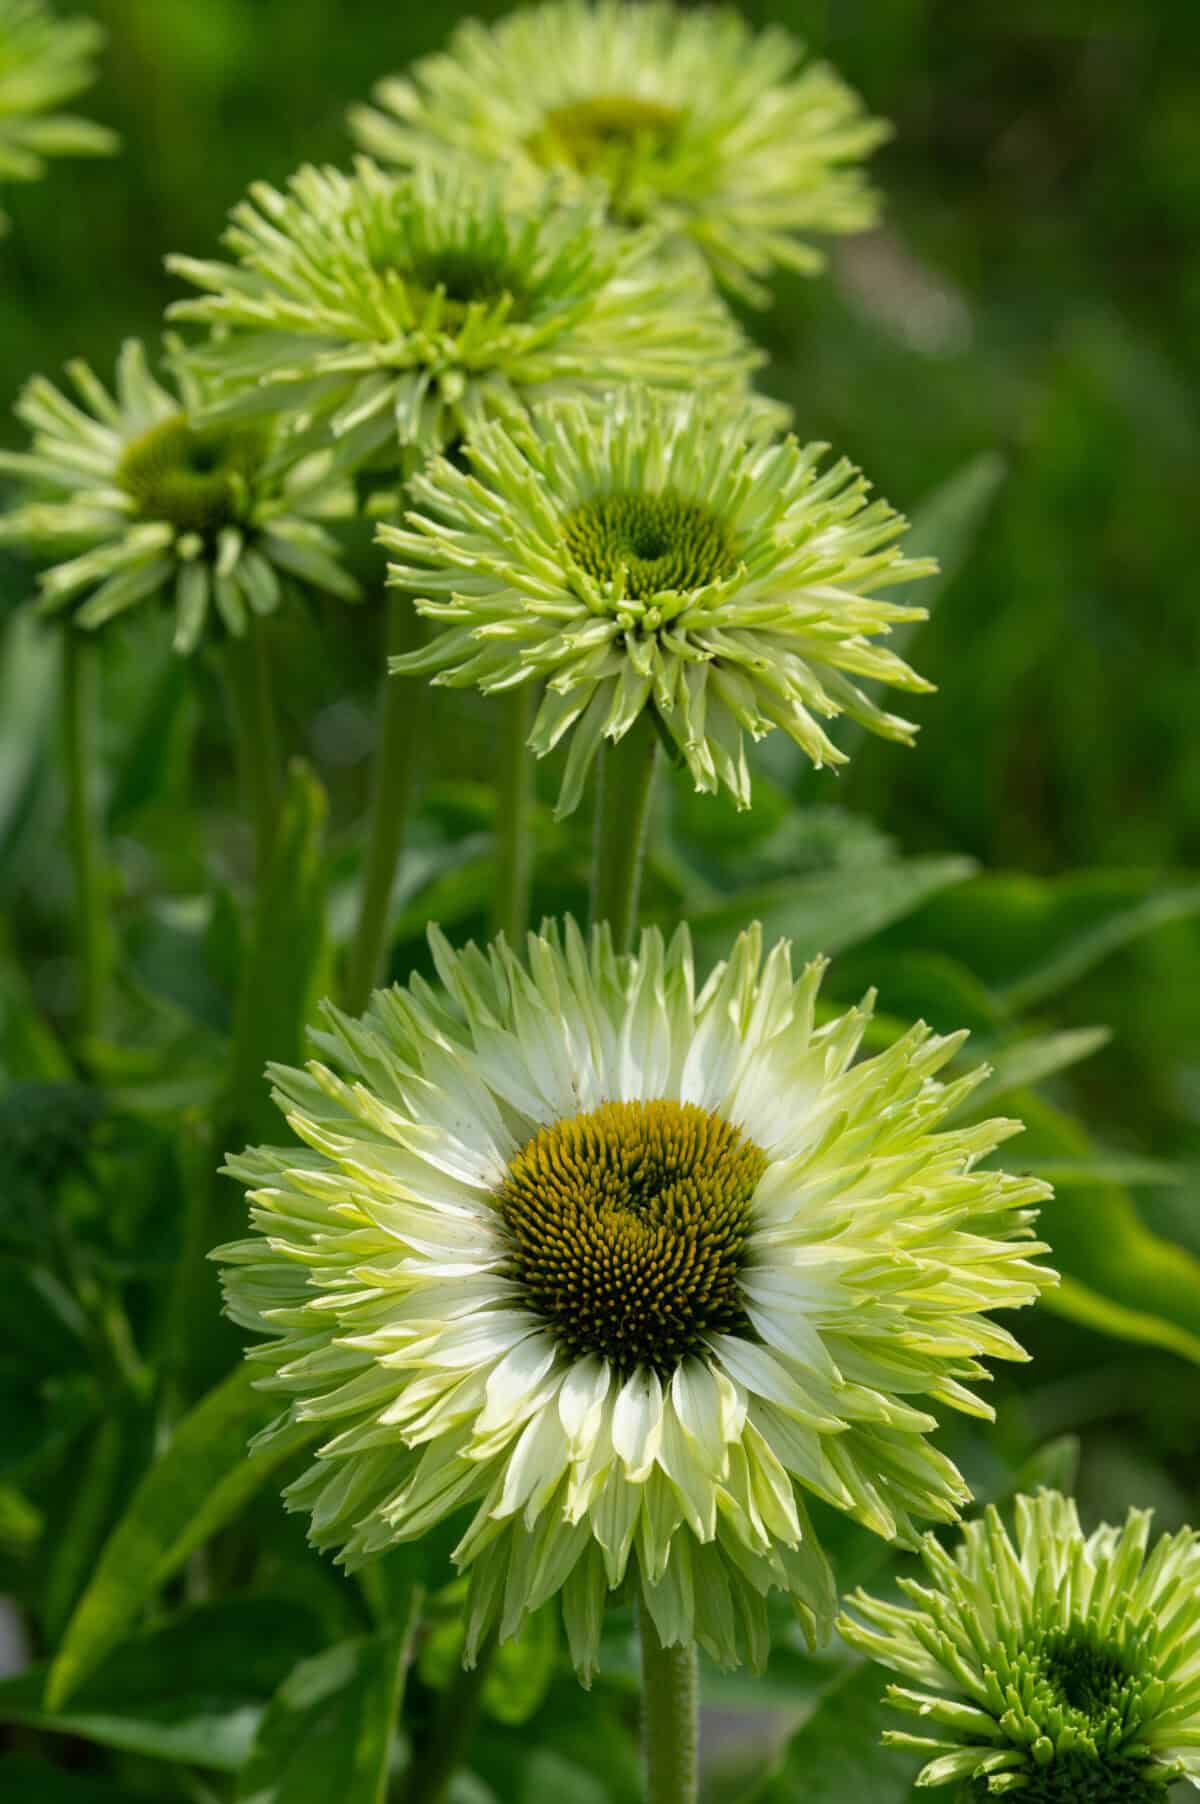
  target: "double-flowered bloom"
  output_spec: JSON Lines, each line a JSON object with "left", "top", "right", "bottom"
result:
{"left": 0, "top": 0, "right": 116, "bottom": 232}
{"left": 842, "top": 1489, "right": 1200, "bottom": 1798}
{"left": 167, "top": 159, "right": 761, "bottom": 469}
{"left": 219, "top": 920, "right": 1054, "bottom": 1677}
{"left": 382, "top": 388, "right": 936, "bottom": 814}
{"left": 350, "top": 0, "right": 888, "bottom": 302}
{"left": 0, "top": 341, "right": 358, "bottom": 652}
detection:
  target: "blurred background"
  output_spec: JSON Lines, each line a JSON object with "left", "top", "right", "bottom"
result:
{"left": 2, "top": 3, "right": 1200, "bottom": 1792}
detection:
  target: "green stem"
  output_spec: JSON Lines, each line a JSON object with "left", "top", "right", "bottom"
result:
{"left": 222, "top": 618, "right": 283, "bottom": 874}
{"left": 589, "top": 714, "right": 660, "bottom": 954}
{"left": 61, "top": 627, "right": 111, "bottom": 1047}
{"left": 491, "top": 685, "right": 534, "bottom": 944}
{"left": 344, "top": 593, "right": 426, "bottom": 1015}
{"left": 403, "top": 1635, "right": 497, "bottom": 1804}
{"left": 640, "top": 1612, "right": 699, "bottom": 1804}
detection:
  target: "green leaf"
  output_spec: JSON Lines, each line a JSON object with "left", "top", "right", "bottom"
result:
{"left": 1032, "top": 1156, "right": 1184, "bottom": 1188}
{"left": 229, "top": 759, "right": 332, "bottom": 1143}
{"left": 419, "top": 1592, "right": 558, "bottom": 1728}
{"left": 903, "top": 452, "right": 1007, "bottom": 614}
{"left": 482, "top": 1606, "right": 558, "bottom": 1727}
{"left": 1022, "top": 1093, "right": 1200, "bottom": 1364}
{"left": 0, "top": 1599, "right": 323, "bottom": 1772}
{"left": 107, "top": 657, "right": 196, "bottom": 829}
{"left": 686, "top": 855, "right": 975, "bottom": 970}
{"left": 237, "top": 1602, "right": 421, "bottom": 1804}
{"left": 0, "top": 611, "right": 57, "bottom": 862}
{"left": 881, "top": 871, "right": 1200, "bottom": 1010}
{"left": 966, "top": 1025, "right": 1111, "bottom": 1107}
{"left": 0, "top": 1481, "right": 40, "bottom": 1551}
{"left": 744, "top": 1661, "right": 920, "bottom": 1803}
{"left": 835, "top": 453, "right": 1006, "bottom": 762}
{"left": 48, "top": 1363, "right": 317, "bottom": 1708}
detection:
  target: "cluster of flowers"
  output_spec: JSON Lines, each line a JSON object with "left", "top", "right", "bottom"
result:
{"left": 4, "top": 4, "right": 1198, "bottom": 1797}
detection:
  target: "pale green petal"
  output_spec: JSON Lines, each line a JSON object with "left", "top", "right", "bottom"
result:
{"left": 218, "top": 918, "right": 1054, "bottom": 1675}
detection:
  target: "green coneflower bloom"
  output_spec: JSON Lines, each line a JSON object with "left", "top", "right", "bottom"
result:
{"left": 166, "top": 159, "right": 762, "bottom": 469}
{"left": 218, "top": 919, "right": 1053, "bottom": 1678}
{"left": 840, "top": 1490, "right": 1200, "bottom": 1798}
{"left": 0, "top": 0, "right": 116, "bottom": 230}
{"left": 349, "top": 0, "right": 889, "bottom": 303}
{"left": 380, "top": 388, "right": 935, "bottom": 816}
{"left": 0, "top": 341, "right": 360, "bottom": 653}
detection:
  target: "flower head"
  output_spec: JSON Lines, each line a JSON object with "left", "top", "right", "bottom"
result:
{"left": 381, "top": 388, "right": 935, "bottom": 816}
{"left": 0, "top": 340, "right": 359, "bottom": 653}
{"left": 167, "top": 159, "right": 760, "bottom": 469}
{"left": 840, "top": 1490, "right": 1200, "bottom": 1798}
{"left": 349, "top": 0, "right": 889, "bottom": 303}
{"left": 219, "top": 919, "right": 1054, "bottom": 1678}
{"left": 0, "top": 0, "right": 116, "bottom": 230}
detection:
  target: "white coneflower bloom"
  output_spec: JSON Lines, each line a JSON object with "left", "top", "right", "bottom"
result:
{"left": 219, "top": 920, "right": 1055, "bottom": 1679}
{"left": 349, "top": 0, "right": 888, "bottom": 304}
{"left": 0, "top": 341, "right": 359, "bottom": 653}
{"left": 841, "top": 1490, "right": 1200, "bottom": 1799}
{"left": 0, "top": 0, "right": 116, "bottom": 232}
{"left": 381, "top": 388, "right": 935, "bottom": 816}
{"left": 166, "top": 159, "right": 763, "bottom": 468}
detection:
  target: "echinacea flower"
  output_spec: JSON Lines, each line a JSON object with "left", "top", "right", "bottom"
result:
{"left": 166, "top": 159, "right": 761, "bottom": 470}
{"left": 218, "top": 919, "right": 1054, "bottom": 1678}
{"left": 0, "top": 340, "right": 359, "bottom": 653}
{"left": 0, "top": 0, "right": 116, "bottom": 232}
{"left": 840, "top": 1489, "right": 1200, "bottom": 1798}
{"left": 381, "top": 388, "right": 935, "bottom": 816}
{"left": 349, "top": 0, "right": 888, "bottom": 303}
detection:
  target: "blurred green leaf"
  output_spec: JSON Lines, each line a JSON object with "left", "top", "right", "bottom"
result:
{"left": 742, "top": 1661, "right": 919, "bottom": 1803}
{"left": 1032, "top": 1156, "right": 1184, "bottom": 1188}
{"left": 0, "top": 1481, "right": 40, "bottom": 1551}
{"left": 107, "top": 655, "right": 195, "bottom": 828}
{"left": 886, "top": 873, "right": 1200, "bottom": 1009}
{"left": 903, "top": 452, "right": 1007, "bottom": 610}
{"left": 686, "top": 855, "right": 975, "bottom": 969}
{"left": 1023, "top": 1093, "right": 1200, "bottom": 1364}
{"left": 237, "top": 1606, "right": 420, "bottom": 1804}
{"left": 48, "top": 1363, "right": 317, "bottom": 1707}
{"left": 1013, "top": 1435, "right": 1081, "bottom": 1498}
{"left": 0, "top": 941, "right": 71, "bottom": 1083}
{"left": 0, "top": 1600, "right": 322, "bottom": 1772}
{"left": 229, "top": 759, "right": 332, "bottom": 1142}
{"left": 967, "top": 1025, "right": 1111, "bottom": 1106}
{"left": 0, "top": 611, "right": 56, "bottom": 862}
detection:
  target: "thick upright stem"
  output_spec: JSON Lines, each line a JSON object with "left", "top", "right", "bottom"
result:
{"left": 343, "top": 594, "right": 425, "bottom": 1015}
{"left": 222, "top": 618, "right": 283, "bottom": 874}
{"left": 403, "top": 1637, "right": 496, "bottom": 1804}
{"left": 491, "top": 684, "right": 534, "bottom": 944}
{"left": 589, "top": 714, "right": 660, "bottom": 954}
{"left": 61, "top": 628, "right": 111, "bottom": 1046}
{"left": 640, "top": 1611, "right": 699, "bottom": 1804}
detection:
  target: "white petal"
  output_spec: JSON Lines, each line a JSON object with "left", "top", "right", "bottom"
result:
{"left": 612, "top": 1367, "right": 664, "bottom": 1481}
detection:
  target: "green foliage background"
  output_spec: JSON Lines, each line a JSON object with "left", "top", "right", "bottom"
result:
{"left": 1, "top": 0, "right": 1199, "bottom": 1799}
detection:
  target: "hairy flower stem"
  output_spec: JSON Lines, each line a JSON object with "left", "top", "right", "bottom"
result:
{"left": 403, "top": 1635, "right": 497, "bottom": 1804}
{"left": 492, "top": 684, "right": 534, "bottom": 944}
{"left": 640, "top": 1611, "right": 699, "bottom": 1804}
{"left": 62, "top": 628, "right": 112, "bottom": 1049}
{"left": 222, "top": 618, "right": 283, "bottom": 874}
{"left": 589, "top": 713, "right": 659, "bottom": 954}
{"left": 344, "top": 594, "right": 426, "bottom": 1015}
